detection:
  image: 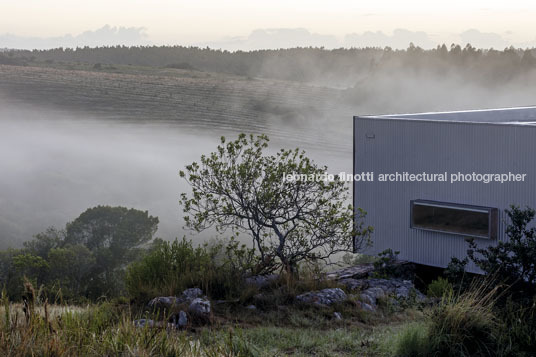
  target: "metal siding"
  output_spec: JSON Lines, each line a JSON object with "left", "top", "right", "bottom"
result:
{"left": 354, "top": 117, "right": 536, "bottom": 273}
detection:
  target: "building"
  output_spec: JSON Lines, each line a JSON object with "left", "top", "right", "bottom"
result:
{"left": 353, "top": 106, "right": 536, "bottom": 272}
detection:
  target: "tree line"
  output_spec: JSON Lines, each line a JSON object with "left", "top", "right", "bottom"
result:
{"left": 1, "top": 44, "right": 535, "bottom": 85}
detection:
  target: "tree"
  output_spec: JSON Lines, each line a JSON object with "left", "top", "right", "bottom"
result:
{"left": 48, "top": 245, "right": 95, "bottom": 298}
{"left": 65, "top": 205, "right": 158, "bottom": 264}
{"left": 64, "top": 206, "right": 159, "bottom": 297}
{"left": 23, "top": 226, "right": 64, "bottom": 259}
{"left": 467, "top": 205, "right": 536, "bottom": 297}
{"left": 179, "top": 134, "right": 372, "bottom": 274}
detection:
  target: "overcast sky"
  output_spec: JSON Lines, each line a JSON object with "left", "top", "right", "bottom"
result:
{"left": 1, "top": 0, "right": 536, "bottom": 50}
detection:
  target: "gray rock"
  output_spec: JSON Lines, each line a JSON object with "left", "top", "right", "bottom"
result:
{"left": 246, "top": 304, "right": 257, "bottom": 310}
{"left": 360, "top": 292, "right": 376, "bottom": 306}
{"left": 333, "top": 312, "right": 342, "bottom": 320}
{"left": 148, "top": 288, "right": 206, "bottom": 310}
{"left": 360, "top": 302, "right": 375, "bottom": 312}
{"left": 178, "top": 310, "right": 188, "bottom": 327}
{"left": 188, "top": 298, "right": 211, "bottom": 316}
{"left": 134, "top": 319, "right": 155, "bottom": 328}
{"left": 182, "top": 288, "right": 203, "bottom": 301}
{"left": 296, "top": 288, "right": 347, "bottom": 306}
{"left": 148, "top": 296, "right": 184, "bottom": 309}
{"left": 339, "top": 278, "right": 367, "bottom": 291}
{"left": 326, "top": 264, "right": 375, "bottom": 280}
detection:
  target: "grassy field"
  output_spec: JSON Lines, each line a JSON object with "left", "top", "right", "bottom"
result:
{"left": 0, "top": 63, "right": 351, "bottom": 153}
{"left": 0, "top": 299, "right": 423, "bottom": 356}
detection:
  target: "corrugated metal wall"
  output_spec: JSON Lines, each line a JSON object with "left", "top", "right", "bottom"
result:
{"left": 353, "top": 117, "right": 536, "bottom": 272}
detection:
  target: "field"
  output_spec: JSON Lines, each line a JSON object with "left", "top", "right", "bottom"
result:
{"left": 0, "top": 63, "right": 352, "bottom": 154}
{"left": 0, "top": 298, "right": 422, "bottom": 356}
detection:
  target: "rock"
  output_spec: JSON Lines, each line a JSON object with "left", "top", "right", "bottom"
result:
{"left": 333, "top": 312, "right": 342, "bottom": 320}
{"left": 245, "top": 274, "right": 279, "bottom": 288}
{"left": 188, "top": 298, "right": 211, "bottom": 316}
{"left": 178, "top": 310, "right": 188, "bottom": 327}
{"left": 182, "top": 288, "right": 203, "bottom": 301}
{"left": 339, "top": 278, "right": 367, "bottom": 291}
{"left": 360, "top": 302, "right": 375, "bottom": 312}
{"left": 296, "top": 288, "right": 347, "bottom": 306}
{"left": 360, "top": 292, "right": 376, "bottom": 306}
{"left": 148, "top": 288, "right": 206, "bottom": 311}
{"left": 326, "top": 264, "right": 375, "bottom": 280}
{"left": 134, "top": 319, "right": 155, "bottom": 328}
{"left": 246, "top": 304, "right": 257, "bottom": 310}
{"left": 148, "top": 296, "right": 184, "bottom": 310}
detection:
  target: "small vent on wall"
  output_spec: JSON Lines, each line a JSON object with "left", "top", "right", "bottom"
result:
{"left": 365, "top": 132, "right": 375, "bottom": 139}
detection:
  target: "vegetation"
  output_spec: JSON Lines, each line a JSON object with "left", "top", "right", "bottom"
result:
{"left": 426, "top": 277, "right": 452, "bottom": 298}
{"left": 126, "top": 237, "right": 256, "bottom": 301}
{"left": 179, "top": 134, "right": 372, "bottom": 274}
{"left": 467, "top": 205, "right": 536, "bottom": 298}
{"left": 0, "top": 206, "right": 158, "bottom": 301}
{"left": 3, "top": 45, "right": 536, "bottom": 86}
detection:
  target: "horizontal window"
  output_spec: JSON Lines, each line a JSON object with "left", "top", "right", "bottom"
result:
{"left": 410, "top": 200, "right": 498, "bottom": 239}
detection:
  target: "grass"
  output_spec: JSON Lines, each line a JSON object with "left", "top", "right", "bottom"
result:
{"left": 0, "top": 294, "right": 426, "bottom": 356}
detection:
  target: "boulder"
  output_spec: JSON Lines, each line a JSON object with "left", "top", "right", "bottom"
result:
{"left": 182, "top": 288, "right": 203, "bottom": 301}
{"left": 134, "top": 318, "right": 155, "bottom": 328}
{"left": 148, "top": 288, "right": 207, "bottom": 311}
{"left": 178, "top": 310, "right": 188, "bottom": 327}
{"left": 326, "top": 264, "right": 375, "bottom": 280}
{"left": 188, "top": 298, "right": 211, "bottom": 316}
{"left": 296, "top": 288, "right": 347, "bottom": 306}
{"left": 148, "top": 296, "right": 185, "bottom": 310}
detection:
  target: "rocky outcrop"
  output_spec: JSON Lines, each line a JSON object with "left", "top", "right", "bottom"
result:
{"left": 148, "top": 288, "right": 206, "bottom": 310}
{"left": 326, "top": 264, "right": 376, "bottom": 280}
{"left": 296, "top": 288, "right": 347, "bottom": 306}
{"left": 345, "top": 278, "right": 427, "bottom": 311}
{"left": 188, "top": 298, "right": 211, "bottom": 316}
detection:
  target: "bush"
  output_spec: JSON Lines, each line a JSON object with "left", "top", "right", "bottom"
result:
{"left": 393, "top": 322, "right": 430, "bottom": 357}
{"left": 426, "top": 284, "right": 499, "bottom": 357}
{"left": 125, "top": 237, "right": 256, "bottom": 301}
{"left": 426, "top": 277, "right": 452, "bottom": 298}
{"left": 372, "top": 249, "right": 413, "bottom": 279}
{"left": 467, "top": 205, "right": 536, "bottom": 299}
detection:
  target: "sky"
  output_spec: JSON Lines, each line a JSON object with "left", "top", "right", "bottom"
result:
{"left": 1, "top": 1, "right": 536, "bottom": 49}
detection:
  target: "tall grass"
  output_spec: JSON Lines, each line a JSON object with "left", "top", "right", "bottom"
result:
{"left": 125, "top": 238, "right": 254, "bottom": 301}
{"left": 392, "top": 278, "right": 502, "bottom": 357}
{"left": 0, "top": 298, "right": 240, "bottom": 356}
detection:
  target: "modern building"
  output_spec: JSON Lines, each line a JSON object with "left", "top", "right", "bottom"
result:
{"left": 353, "top": 106, "right": 536, "bottom": 272}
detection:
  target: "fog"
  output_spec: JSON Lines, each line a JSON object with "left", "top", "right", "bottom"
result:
{"left": 1, "top": 56, "right": 535, "bottom": 248}
{"left": 0, "top": 100, "right": 349, "bottom": 248}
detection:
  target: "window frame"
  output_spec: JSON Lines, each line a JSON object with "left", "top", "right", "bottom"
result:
{"left": 410, "top": 199, "right": 498, "bottom": 240}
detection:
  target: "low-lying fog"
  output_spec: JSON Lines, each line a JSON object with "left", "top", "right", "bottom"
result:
{"left": 0, "top": 102, "right": 350, "bottom": 248}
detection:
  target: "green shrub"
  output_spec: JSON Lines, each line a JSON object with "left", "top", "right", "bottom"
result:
{"left": 393, "top": 322, "right": 430, "bottom": 357}
{"left": 496, "top": 298, "right": 536, "bottom": 356}
{"left": 125, "top": 237, "right": 256, "bottom": 301}
{"left": 427, "top": 285, "right": 499, "bottom": 357}
{"left": 426, "top": 277, "right": 452, "bottom": 298}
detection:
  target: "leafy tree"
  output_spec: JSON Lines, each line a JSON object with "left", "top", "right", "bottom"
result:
{"left": 179, "top": 134, "right": 372, "bottom": 274}
{"left": 64, "top": 206, "right": 159, "bottom": 297}
{"left": 48, "top": 245, "right": 95, "bottom": 298}
{"left": 12, "top": 253, "right": 49, "bottom": 286}
{"left": 23, "top": 226, "right": 64, "bottom": 259}
{"left": 467, "top": 205, "right": 536, "bottom": 296}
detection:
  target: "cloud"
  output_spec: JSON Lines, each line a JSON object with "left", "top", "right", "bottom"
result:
{"left": 203, "top": 28, "right": 437, "bottom": 51}
{"left": 198, "top": 28, "right": 339, "bottom": 50}
{"left": 344, "top": 29, "right": 435, "bottom": 49}
{"left": 0, "top": 25, "right": 150, "bottom": 50}
{"left": 459, "top": 29, "right": 509, "bottom": 49}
